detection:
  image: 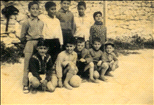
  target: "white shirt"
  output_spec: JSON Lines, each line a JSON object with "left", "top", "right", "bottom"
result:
{"left": 39, "top": 15, "right": 63, "bottom": 45}
{"left": 74, "top": 15, "right": 94, "bottom": 41}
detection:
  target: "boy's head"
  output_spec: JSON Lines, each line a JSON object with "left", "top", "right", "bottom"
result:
{"left": 77, "top": 2, "right": 86, "bottom": 16}
{"left": 61, "top": 0, "right": 71, "bottom": 11}
{"left": 64, "top": 37, "right": 76, "bottom": 54}
{"left": 92, "top": 37, "right": 102, "bottom": 51}
{"left": 45, "top": 2, "right": 56, "bottom": 18}
{"left": 28, "top": 2, "right": 39, "bottom": 17}
{"left": 93, "top": 11, "right": 102, "bottom": 22}
{"left": 76, "top": 37, "right": 85, "bottom": 51}
{"left": 36, "top": 38, "right": 49, "bottom": 56}
{"left": 105, "top": 41, "right": 114, "bottom": 54}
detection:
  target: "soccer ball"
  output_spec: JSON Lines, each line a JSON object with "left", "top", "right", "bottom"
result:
{"left": 69, "top": 75, "right": 81, "bottom": 87}
{"left": 93, "top": 71, "right": 99, "bottom": 79}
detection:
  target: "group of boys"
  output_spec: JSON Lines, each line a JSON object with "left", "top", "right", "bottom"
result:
{"left": 21, "top": 0, "right": 118, "bottom": 94}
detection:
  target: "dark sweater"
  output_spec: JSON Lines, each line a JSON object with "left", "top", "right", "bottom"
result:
{"left": 29, "top": 53, "right": 53, "bottom": 81}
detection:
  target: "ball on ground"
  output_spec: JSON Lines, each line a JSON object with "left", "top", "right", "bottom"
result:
{"left": 69, "top": 75, "right": 81, "bottom": 87}
{"left": 93, "top": 71, "right": 99, "bottom": 79}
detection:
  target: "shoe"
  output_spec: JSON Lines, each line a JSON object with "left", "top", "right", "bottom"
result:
{"left": 31, "top": 88, "right": 37, "bottom": 94}
{"left": 23, "top": 86, "right": 29, "bottom": 94}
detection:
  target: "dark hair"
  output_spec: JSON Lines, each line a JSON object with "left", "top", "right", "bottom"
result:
{"left": 76, "top": 37, "right": 85, "bottom": 44}
{"left": 93, "top": 11, "right": 102, "bottom": 19}
{"left": 61, "top": 0, "right": 71, "bottom": 3}
{"left": 77, "top": 2, "right": 86, "bottom": 9}
{"left": 92, "top": 37, "right": 101, "bottom": 44}
{"left": 64, "top": 36, "right": 76, "bottom": 46}
{"left": 28, "top": 1, "right": 39, "bottom": 10}
{"left": 37, "top": 38, "right": 49, "bottom": 47}
{"left": 105, "top": 41, "right": 114, "bottom": 48}
{"left": 45, "top": 2, "right": 56, "bottom": 11}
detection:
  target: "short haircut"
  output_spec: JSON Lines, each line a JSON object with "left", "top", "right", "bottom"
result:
{"left": 28, "top": 1, "right": 39, "bottom": 10}
{"left": 64, "top": 36, "right": 76, "bottom": 46}
{"left": 37, "top": 38, "right": 49, "bottom": 47}
{"left": 76, "top": 37, "right": 85, "bottom": 44}
{"left": 92, "top": 37, "right": 101, "bottom": 44}
{"left": 105, "top": 41, "right": 114, "bottom": 48}
{"left": 93, "top": 11, "right": 102, "bottom": 19}
{"left": 61, "top": 0, "right": 71, "bottom": 3}
{"left": 45, "top": 2, "right": 56, "bottom": 11}
{"left": 77, "top": 2, "right": 86, "bottom": 9}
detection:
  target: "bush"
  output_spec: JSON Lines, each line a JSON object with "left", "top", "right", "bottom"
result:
{"left": 0, "top": 41, "right": 24, "bottom": 64}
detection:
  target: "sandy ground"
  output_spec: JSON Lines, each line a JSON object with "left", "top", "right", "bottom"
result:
{"left": 1, "top": 49, "right": 153, "bottom": 104}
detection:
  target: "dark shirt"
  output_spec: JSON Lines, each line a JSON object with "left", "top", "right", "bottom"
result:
{"left": 89, "top": 21, "right": 107, "bottom": 45}
{"left": 29, "top": 53, "right": 53, "bottom": 81}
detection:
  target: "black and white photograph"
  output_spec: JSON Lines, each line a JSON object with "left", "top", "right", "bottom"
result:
{"left": 1, "top": 0, "right": 153, "bottom": 104}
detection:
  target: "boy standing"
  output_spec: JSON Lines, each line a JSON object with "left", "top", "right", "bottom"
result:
{"left": 20, "top": 2, "right": 44, "bottom": 93}
{"left": 29, "top": 39, "right": 55, "bottom": 94}
{"left": 56, "top": 0, "right": 76, "bottom": 45}
{"left": 102, "top": 42, "right": 119, "bottom": 77}
{"left": 75, "top": 38, "right": 98, "bottom": 83}
{"left": 74, "top": 1, "right": 93, "bottom": 48}
{"left": 39, "top": 2, "right": 63, "bottom": 63}
{"left": 55, "top": 37, "right": 78, "bottom": 90}
{"left": 89, "top": 37, "right": 107, "bottom": 81}
{"left": 89, "top": 11, "right": 107, "bottom": 51}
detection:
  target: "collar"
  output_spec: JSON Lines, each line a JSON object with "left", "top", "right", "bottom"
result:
{"left": 65, "top": 51, "right": 74, "bottom": 55}
{"left": 95, "top": 21, "right": 103, "bottom": 25}
{"left": 59, "top": 8, "right": 70, "bottom": 13}
{"left": 29, "top": 15, "right": 40, "bottom": 21}
{"left": 36, "top": 53, "right": 47, "bottom": 60}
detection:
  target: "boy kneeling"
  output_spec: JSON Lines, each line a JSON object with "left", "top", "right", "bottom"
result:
{"left": 28, "top": 39, "right": 55, "bottom": 94}
{"left": 55, "top": 37, "right": 78, "bottom": 90}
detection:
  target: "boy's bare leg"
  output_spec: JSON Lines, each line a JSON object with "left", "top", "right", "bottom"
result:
{"left": 64, "top": 72, "right": 73, "bottom": 90}
{"left": 47, "top": 81, "right": 55, "bottom": 92}
{"left": 100, "top": 63, "right": 109, "bottom": 81}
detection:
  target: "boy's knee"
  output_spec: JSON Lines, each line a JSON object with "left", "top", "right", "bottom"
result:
{"left": 68, "top": 69, "right": 77, "bottom": 75}
{"left": 89, "top": 62, "right": 94, "bottom": 68}
{"left": 47, "top": 82, "right": 55, "bottom": 92}
{"left": 51, "top": 74, "right": 58, "bottom": 87}
{"left": 31, "top": 77, "right": 40, "bottom": 88}
{"left": 101, "top": 63, "right": 109, "bottom": 69}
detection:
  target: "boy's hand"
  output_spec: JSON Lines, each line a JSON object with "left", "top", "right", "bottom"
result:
{"left": 58, "top": 78, "right": 63, "bottom": 88}
{"left": 80, "top": 58, "right": 86, "bottom": 62}
{"left": 41, "top": 80, "right": 47, "bottom": 91}
{"left": 97, "top": 60, "right": 102, "bottom": 66}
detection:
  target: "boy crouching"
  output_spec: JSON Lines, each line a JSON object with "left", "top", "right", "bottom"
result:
{"left": 28, "top": 39, "right": 55, "bottom": 94}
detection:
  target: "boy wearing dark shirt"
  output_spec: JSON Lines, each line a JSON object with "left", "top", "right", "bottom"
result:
{"left": 75, "top": 38, "right": 98, "bottom": 83}
{"left": 29, "top": 39, "right": 55, "bottom": 94}
{"left": 56, "top": 0, "right": 76, "bottom": 45}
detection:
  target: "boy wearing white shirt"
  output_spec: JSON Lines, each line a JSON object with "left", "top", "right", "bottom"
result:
{"left": 74, "top": 2, "right": 93, "bottom": 48}
{"left": 39, "top": 2, "right": 63, "bottom": 63}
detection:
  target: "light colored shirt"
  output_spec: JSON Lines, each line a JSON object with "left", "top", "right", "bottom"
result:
{"left": 39, "top": 15, "right": 63, "bottom": 45}
{"left": 55, "top": 51, "right": 77, "bottom": 78}
{"left": 56, "top": 8, "right": 76, "bottom": 34}
{"left": 20, "top": 17, "right": 44, "bottom": 41}
{"left": 102, "top": 52, "right": 118, "bottom": 63}
{"left": 74, "top": 15, "right": 93, "bottom": 41}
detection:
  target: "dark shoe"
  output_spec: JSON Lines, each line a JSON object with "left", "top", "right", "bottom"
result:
{"left": 31, "top": 88, "right": 37, "bottom": 94}
{"left": 23, "top": 86, "right": 29, "bottom": 94}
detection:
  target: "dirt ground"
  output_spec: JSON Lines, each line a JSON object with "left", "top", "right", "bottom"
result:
{"left": 1, "top": 49, "right": 153, "bottom": 104}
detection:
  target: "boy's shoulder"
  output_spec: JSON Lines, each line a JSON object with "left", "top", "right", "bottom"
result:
{"left": 57, "top": 8, "right": 73, "bottom": 15}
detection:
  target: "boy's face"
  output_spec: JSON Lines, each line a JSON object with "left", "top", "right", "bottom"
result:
{"left": 95, "top": 14, "right": 102, "bottom": 22}
{"left": 93, "top": 41, "right": 101, "bottom": 51}
{"left": 29, "top": 4, "right": 39, "bottom": 17}
{"left": 37, "top": 46, "right": 48, "bottom": 56}
{"left": 78, "top": 5, "right": 86, "bottom": 16}
{"left": 48, "top": 6, "right": 56, "bottom": 17}
{"left": 61, "top": 1, "right": 70, "bottom": 11}
{"left": 65, "top": 43, "right": 75, "bottom": 54}
{"left": 106, "top": 45, "right": 114, "bottom": 54}
{"left": 77, "top": 42, "right": 85, "bottom": 51}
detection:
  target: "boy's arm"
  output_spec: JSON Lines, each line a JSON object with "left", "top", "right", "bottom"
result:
{"left": 112, "top": 53, "right": 118, "bottom": 61}
{"left": 89, "top": 26, "right": 94, "bottom": 45}
{"left": 72, "top": 14, "right": 76, "bottom": 35}
{"left": 58, "top": 20, "right": 63, "bottom": 45}
{"left": 29, "top": 57, "right": 42, "bottom": 81}
{"left": 46, "top": 57, "right": 53, "bottom": 81}
{"left": 84, "top": 50, "right": 93, "bottom": 64}
{"left": 20, "top": 20, "right": 29, "bottom": 43}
